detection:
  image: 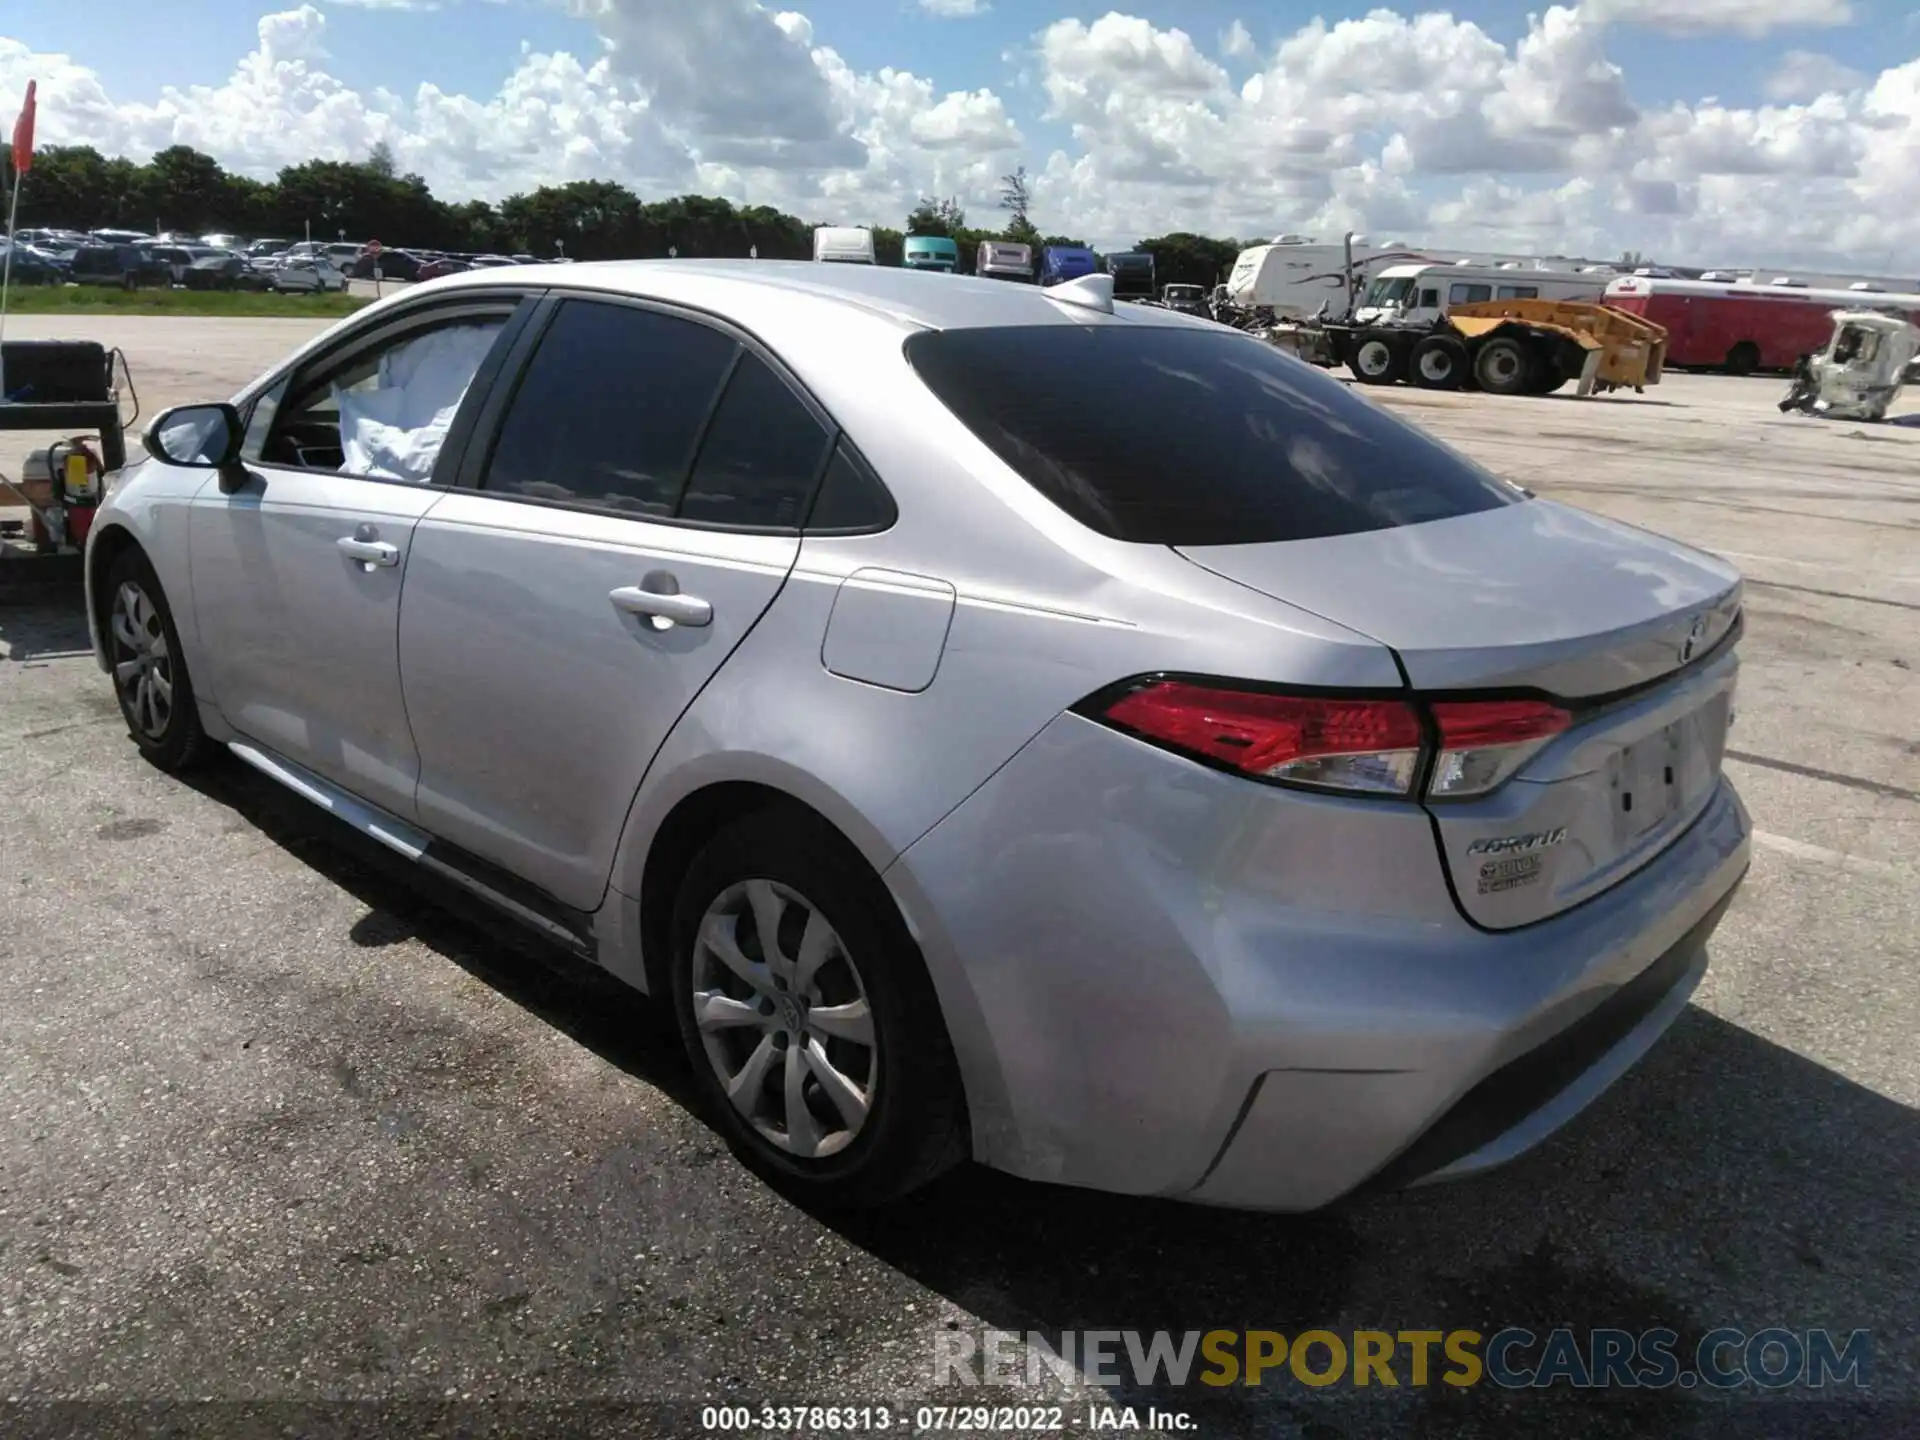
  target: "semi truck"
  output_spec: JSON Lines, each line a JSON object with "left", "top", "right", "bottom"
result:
{"left": 903, "top": 235, "right": 960, "bottom": 272}
{"left": 813, "top": 226, "right": 876, "bottom": 265}
{"left": 975, "top": 241, "right": 1034, "bottom": 282}
{"left": 1040, "top": 245, "right": 1098, "bottom": 287}
{"left": 1104, "top": 251, "right": 1156, "bottom": 300}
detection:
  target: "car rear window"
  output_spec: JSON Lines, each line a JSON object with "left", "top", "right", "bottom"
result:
{"left": 902, "top": 324, "right": 1520, "bottom": 545}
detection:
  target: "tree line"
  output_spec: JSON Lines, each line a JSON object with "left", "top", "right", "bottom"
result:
{"left": 3, "top": 143, "right": 1257, "bottom": 287}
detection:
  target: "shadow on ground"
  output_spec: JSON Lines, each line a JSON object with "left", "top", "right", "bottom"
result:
{"left": 163, "top": 731, "right": 1918, "bottom": 1440}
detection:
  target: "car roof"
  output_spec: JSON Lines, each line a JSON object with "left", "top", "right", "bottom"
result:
{"left": 425, "top": 257, "right": 1198, "bottom": 333}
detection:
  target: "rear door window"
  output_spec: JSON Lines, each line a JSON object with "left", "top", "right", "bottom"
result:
{"left": 481, "top": 299, "right": 738, "bottom": 515}
{"left": 678, "top": 353, "right": 834, "bottom": 529}
{"left": 903, "top": 324, "right": 1518, "bottom": 545}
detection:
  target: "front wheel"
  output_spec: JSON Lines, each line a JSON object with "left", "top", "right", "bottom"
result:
{"left": 104, "top": 548, "right": 208, "bottom": 772}
{"left": 670, "top": 809, "right": 968, "bottom": 1208}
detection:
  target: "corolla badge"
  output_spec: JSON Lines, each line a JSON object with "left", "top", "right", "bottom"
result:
{"left": 1466, "top": 828, "right": 1567, "bottom": 857}
{"left": 1679, "top": 612, "right": 1711, "bottom": 664}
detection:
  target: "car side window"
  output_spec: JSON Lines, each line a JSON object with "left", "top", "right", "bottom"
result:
{"left": 1450, "top": 283, "right": 1492, "bottom": 305}
{"left": 260, "top": 313, "right": 511, "bottom": 481}
{"left": 481, "top": 300, "right": 738, "bottom": 516}
{"left": 678, "top": 353, "right": 833, "bottom": 528}
{"left": 805, "top": 440, "right": 896, "bottom": 533}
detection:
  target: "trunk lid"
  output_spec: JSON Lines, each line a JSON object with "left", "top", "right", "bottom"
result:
{"left": 1177, "top": 500, "right": 1743, "bottom": 928}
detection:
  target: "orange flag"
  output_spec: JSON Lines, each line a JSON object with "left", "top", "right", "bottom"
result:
{"left": 11, "top": 80, "right": 36, "bottom": 176}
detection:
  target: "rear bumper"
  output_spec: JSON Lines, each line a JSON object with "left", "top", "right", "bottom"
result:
{"left": 888, "top": 713, "right": 1752, "bottom": 1211}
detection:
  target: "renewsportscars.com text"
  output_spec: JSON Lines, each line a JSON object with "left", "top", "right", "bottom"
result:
{"left": 935, "top": 1327, "right": 1871, "bottom": 1391}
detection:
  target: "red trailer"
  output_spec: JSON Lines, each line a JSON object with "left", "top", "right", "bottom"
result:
{"left": 1603, "top": 276, "right": 1920, "bottom": 374}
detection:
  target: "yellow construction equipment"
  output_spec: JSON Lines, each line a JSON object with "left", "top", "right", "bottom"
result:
{"left": 1443, "top": 299, "right": 1668, "bottom": 396}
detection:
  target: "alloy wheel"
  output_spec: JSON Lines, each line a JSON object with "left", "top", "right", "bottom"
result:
{"left": 110, "top": 581, "right": 174, "bottom": 740}
{"left": 690, "top": 878, "right": 877, "bottom": 1159}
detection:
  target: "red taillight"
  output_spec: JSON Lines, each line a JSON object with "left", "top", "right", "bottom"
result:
{"left": 1101, "top": 682, "right": 1425, "bottom": 796}
{"left": 1427, "top": 698, "right": 1571, "bottom": 799}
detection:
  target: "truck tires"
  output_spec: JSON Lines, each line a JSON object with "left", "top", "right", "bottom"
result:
{"left": 1473, "top": 336, "right": 1532, "bottom": 396}
{"left": 1410, "top": 336, "right": 1468, "bottom": 391}
{"left": 1348, "top": 337, "right": 1405, "bottom": 385}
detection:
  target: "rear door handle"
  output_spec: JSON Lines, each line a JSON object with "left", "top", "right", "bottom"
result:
{"left": 609, "top": 584, "right": 713, "bottom": 628}
{"left": 337, "top": 536, "right": 400, "bottom": 567}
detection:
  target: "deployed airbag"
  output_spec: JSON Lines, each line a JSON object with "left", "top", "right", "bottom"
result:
{"left": 335, "top": 322, "right": 502, "bottom": 482}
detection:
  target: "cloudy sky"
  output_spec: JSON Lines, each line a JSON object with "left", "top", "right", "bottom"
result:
{"left": 2, "top": 1, "right": 1915, "bottom": 271}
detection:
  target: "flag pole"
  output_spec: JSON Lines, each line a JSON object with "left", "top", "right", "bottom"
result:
{"left": 0, "top": 166, "right": 17, "bottom": 404}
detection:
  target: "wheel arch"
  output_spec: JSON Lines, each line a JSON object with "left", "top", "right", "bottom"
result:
{"left": 619, "top": 766, "right": 1004, "bottom": 1166}
{"left": 85, "top": 520, "right": 144, "bottom": 672}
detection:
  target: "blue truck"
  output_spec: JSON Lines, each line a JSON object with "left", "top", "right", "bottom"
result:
{"left": 1039, "top": 245, "right": 1098, "bottom": 287}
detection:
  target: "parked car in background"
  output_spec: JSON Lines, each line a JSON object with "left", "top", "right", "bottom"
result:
{"left": 415, "top": 257, "right": 473, "bottom": 282}
{"left": 91, "top": 261, "right": 1750, "bottom": 1212}
{"left": 348, "top": 248, "right": 425, "bottom": 282}
{"left": 266, "top": 256, "right": 349, "bottom": 293}
{"left": 1159, "top": 283, "right": 1211, "bottom": 316}
{"left": 67, "top": 242, "right": 172, "bottom": 288}
{"left": 247, "top": 239, "right": 292, "bottom": 259}
{"left": 185, "top": 251, "right": 269, "bottom": 291}
{"left": 469, "top": 254, "right": 520, "bottom": 269}
{"left": 90, "top": 227, "right": 153, "bottom": 246}
{"left": 0, "top": 238, "right": 67, "bottom": 285}
{"left": 146, "top": 245, "right": 198, "bottom": 286}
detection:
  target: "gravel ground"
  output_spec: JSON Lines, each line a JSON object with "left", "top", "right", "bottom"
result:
{"left": 1, "top": 317, "right": 1915, "bottom": 1439}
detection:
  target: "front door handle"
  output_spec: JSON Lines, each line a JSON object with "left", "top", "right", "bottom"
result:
{"left": 609, "top": 583, "right": 713, "bottom": 629}
{"left": 337, "top": 536, "right": 400, "bottom": 567}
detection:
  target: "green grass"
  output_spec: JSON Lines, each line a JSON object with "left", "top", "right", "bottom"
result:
{"left": 0, "top": 285, "right": 371, "bottom": 318}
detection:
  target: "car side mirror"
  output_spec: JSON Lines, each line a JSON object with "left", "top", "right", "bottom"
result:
{"left": 145, "top": 402, "right": 249, "bottom": 491}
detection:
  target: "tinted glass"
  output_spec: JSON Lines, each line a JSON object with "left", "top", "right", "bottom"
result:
{"left": 806, "top": 442, "right": 897, "bottom": 532}
{"left": 484, "top": 301, "right": 736, "bottom": 515}
{"left": 904, "top": 325, "right": 1518, "bottom": 545}
{"left": 1450, "top": 283, "right": 1492, "bottom": 304}
{"left": 679, "top": 354, "right": 833, "bottom": 528}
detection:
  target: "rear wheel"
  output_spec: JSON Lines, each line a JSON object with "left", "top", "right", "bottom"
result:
{"left": 105, "top": 548, "right": 207, "bottom": 773}
{"left": 1473, "top": 336, "right": 1532, "bottom": 396}
{"left": 669, "top": 808, "right": 968, "bottom": 1208}
{"left": 1348, "top": 336, "right": 1405, "bottom": 385}
{"left": 1410, "top": 335, "right": 1467, "bottom": 390}
{"left": 1725, "top": 341, "right": 1760, "bottom": 376}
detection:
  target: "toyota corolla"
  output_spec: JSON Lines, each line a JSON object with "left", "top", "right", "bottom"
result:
{"left": 85, "top": 261, "right": 1750, "bottom": 1209}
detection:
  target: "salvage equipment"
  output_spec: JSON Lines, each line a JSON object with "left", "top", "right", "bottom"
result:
{"left": 0, "top": 339, "right": 133, "bottom": 584}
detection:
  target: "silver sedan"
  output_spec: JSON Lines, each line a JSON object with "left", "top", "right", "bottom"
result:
{"left": 85, "top": 261, "right": 1751, "bottom": 1209}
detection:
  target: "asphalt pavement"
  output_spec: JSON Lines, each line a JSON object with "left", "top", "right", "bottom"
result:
{"left": 0, "top": 321, "right": 1915, "bottom": 1439}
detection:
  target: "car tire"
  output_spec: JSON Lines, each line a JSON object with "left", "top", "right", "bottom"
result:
{"left": 1348, "top": 336, "right": 1404, "bottom": 385}
{"left": 1410, "top": 335, "right": 1467, "bottom": 390}
{"left": 669, "top": 807, "right": 968, "bottom": 1208}
{"left": 104, "top": 548, "right": 208, "bottom": 773}
{"left": 1473, "top": 336, "right": 1532, "bottom": 396}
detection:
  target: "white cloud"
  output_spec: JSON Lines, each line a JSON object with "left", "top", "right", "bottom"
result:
{"left": 2, "top": 3, "right": 1918, "bottom": 272}
{"left": 917, "top": 0, "right": 990, "bottom": 16}
{"left": 1766, "top": 49, "right": 1867, "bottom": 100}
{"left": 1579, "top": 0, "right": 1855, "bottom": 38}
